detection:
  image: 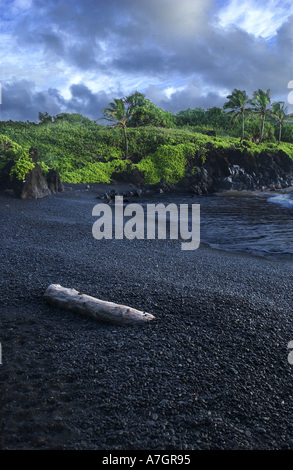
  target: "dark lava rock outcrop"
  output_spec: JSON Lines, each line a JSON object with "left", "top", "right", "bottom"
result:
{"left": 0, "top": 147, "right": 63, "bottom": 199}
{"left": 180, "top": 146, "right": 293, "bottom": 195}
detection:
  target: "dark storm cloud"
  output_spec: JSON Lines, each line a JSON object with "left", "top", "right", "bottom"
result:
{"left": 11, "top": 0, "right": 217, "bottom": 76}
{"left": 145, "top": 81, "right": 227, "bottom": 113}
{"left": 0, "top": 80, "right": 111, "bottom": 122}
{"left": 0, "top": 80, "right": 58, "bottom": 122}
{"left": 40, "top": 32, "right": 65, "bottom": 57}
{"left": 67, "top": 83, "right": 110, "bottom": 117}
{"left": 2, "top": 0, "right": 293, "bottom": 120}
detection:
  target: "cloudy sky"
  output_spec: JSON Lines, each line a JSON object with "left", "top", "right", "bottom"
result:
{"left": 1, "top": 0, "right": 293, "bottom": 122}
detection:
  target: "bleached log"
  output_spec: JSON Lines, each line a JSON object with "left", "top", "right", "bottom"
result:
{"left": 44, "top": 284, "right": 155, "bottom": 326}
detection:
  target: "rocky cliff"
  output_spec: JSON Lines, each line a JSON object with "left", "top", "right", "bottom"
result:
{"left": 179, "top": 146, "right": 293, "bottom": 194}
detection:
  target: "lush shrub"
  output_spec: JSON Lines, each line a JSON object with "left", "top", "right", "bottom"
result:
{"left": 61, "top": 162, "right": 112, "bottom": 184}
{"left": 132, "top": 155, "right": 160, "bottom": 184}
{"left": 0, "top": 134, "right": 34, "bottom": 181}
{"left": 134, "top": 142, "right": 195, "bottom": 184}
{"left": 9, "top": 149, "right": 35, "bottom": 180}
{"left": 59, "top": 159, "right": 132, "bottom": 184}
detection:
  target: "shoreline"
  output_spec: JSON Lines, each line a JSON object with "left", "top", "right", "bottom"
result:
{"left": 1, "top": 186, "right": 293, "bottom": 450}
{"left": 2, "top": 179, "right": 293, "bottom": 203}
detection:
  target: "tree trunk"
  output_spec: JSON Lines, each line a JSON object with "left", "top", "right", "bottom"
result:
{"left": 123, "top": 125, "right": 128, "bottom": 159}
{"left": 279, "top": 123, "right": 282, "bottom": 143}
{"left": 44, "top": 284, "right": 155, "bottom": 326}
{"left": 260, "top": 117, "right": 265, "bottom": 142}
{"left": 241, "top": 111, "right": 245, "bottom": 141}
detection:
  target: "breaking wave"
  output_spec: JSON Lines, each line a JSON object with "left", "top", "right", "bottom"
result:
{"left": 267, "top": 192, "right": 293, "bottom": 209}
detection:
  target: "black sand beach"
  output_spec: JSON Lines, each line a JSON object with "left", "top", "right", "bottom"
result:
{"left": 1, "top": 183, "right": 293, "bottom": 451}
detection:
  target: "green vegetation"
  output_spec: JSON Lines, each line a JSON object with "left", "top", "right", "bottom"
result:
{"left": 0, "top": 134, "right": 34, "bottom": 181}
{"left": 249, "top": 89, "right": 272, "bottom": 142}
{"left": 271, "top": 102, "right": 292, "bottom": 143}
{"left": 134, "top": 143, "right": 195, "bottom": 184}
{"left": 1, "top": 88, "right": 293, "bottom": 184}
{"left": 223, "top": 89, "right": 250, "bottom": 141}
{"left": 102, "top": 98, "right": 133, "bottom": 159}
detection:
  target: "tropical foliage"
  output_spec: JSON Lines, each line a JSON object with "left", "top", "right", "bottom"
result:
{"left": 0, "top": 87, "right": 293, "bottom": 185}
{"left": 223, "top": 89, "right": 250, "bottom": 141}
{"left": 102, "top": 98, "right": 133, "bottom": 159}
{"left": 271, "top": 102, "right": 292, "bottom": 143}
{"left": 0, "top": 134, "right": 34, "bottom": 181}
{"left": 249, "top": 89, "right": 272, "bottom": 142}
{"left": 126, "top": 91, "right": 176, "bottom": 128}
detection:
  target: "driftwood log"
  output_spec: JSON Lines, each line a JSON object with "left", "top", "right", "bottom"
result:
{"left": 44, "top": 284, "right": 155, "bottom": 326}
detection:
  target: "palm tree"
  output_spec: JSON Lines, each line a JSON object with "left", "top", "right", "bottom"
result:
{"left": 250, "top": 89, "right": 272, "bottom": 142}
{"left": 223, "top": 89, "right": 250, "bottom": 141}
{"left": 102, "top": 98, "right": 134, "bottom": 158}
{"left": 271, "top": 101, "right": 292, "bottom": 143}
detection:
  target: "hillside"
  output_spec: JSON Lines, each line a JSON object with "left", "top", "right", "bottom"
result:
{"left": 1, "top": 103, "right": 293, "bottom": 195}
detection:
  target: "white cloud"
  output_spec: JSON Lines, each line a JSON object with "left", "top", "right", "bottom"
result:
{"left": 164, "top": 86, "right": 185, "bottom": 99}
{"left": 217, "top": 0, "right": 293, "bottom": 39}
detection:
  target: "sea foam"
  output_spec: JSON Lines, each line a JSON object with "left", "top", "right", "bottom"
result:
{"left": 267, "top": 193, "right": 293, "bottom": 209}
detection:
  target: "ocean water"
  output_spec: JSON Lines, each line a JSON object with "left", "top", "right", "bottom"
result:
{"left": 192, "top": 190, "right": 293, "bottom": 258}
{"left": 140, "top": 190, "right": 293, "bottom": 259}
